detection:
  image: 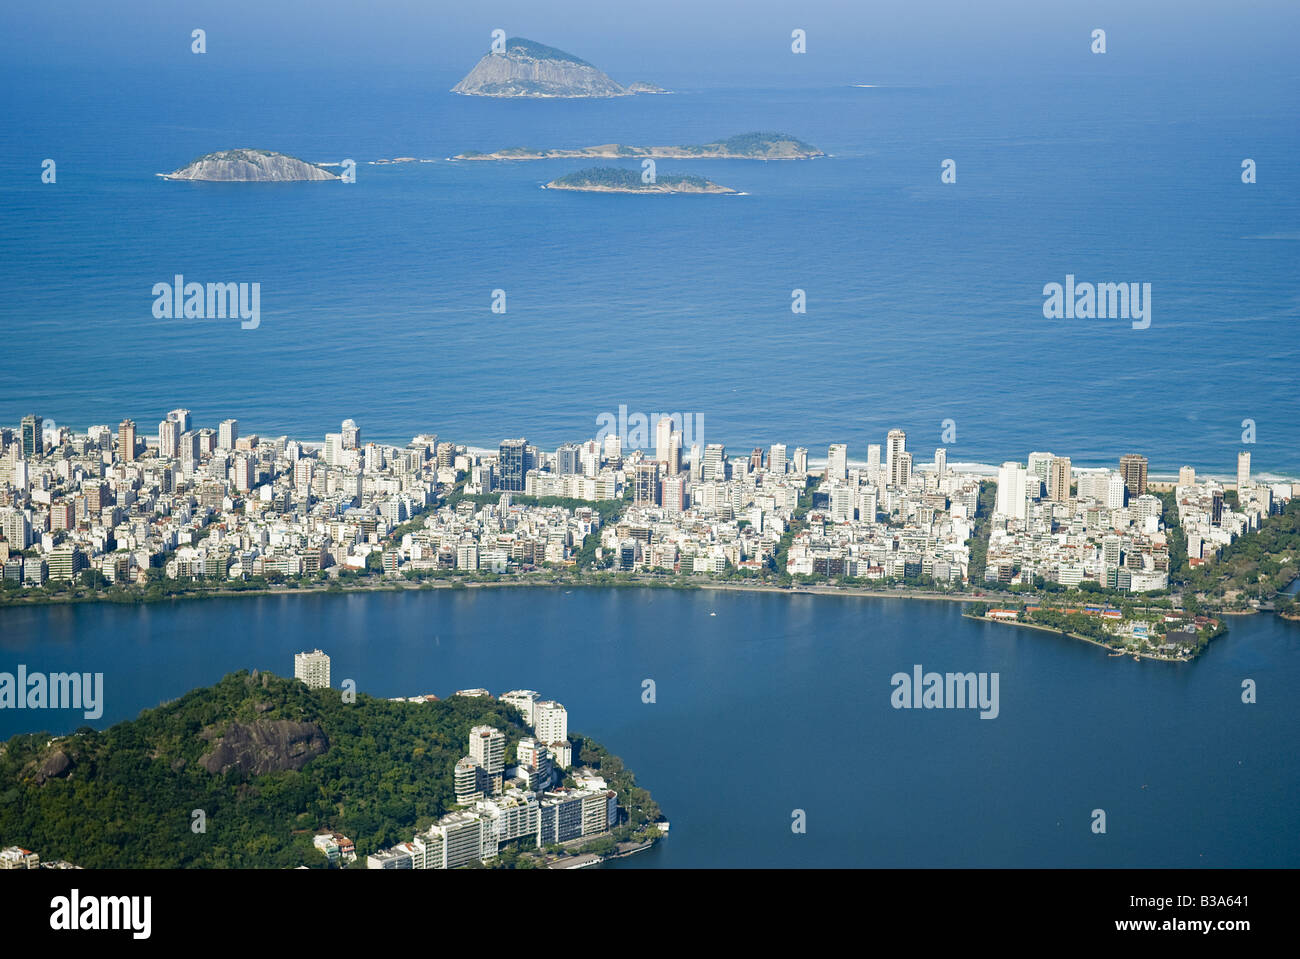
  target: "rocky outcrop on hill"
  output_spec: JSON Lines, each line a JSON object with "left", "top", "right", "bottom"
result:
{"left": 199, "top": 719, "right": 328, "bottom": 776}
{"left": 31, "top": 749, "right": 72, "bottom": 785}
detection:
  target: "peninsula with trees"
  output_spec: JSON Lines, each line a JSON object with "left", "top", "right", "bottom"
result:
{"left": 0, "top": 671, "right": 663, "bottom": 868}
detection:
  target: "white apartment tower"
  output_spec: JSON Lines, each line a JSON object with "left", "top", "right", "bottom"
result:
{"left": 1106, "top": 471, "right": 1126, "bottom": 511}
{"left": 294, "top": 649, "right": 331, "bottom": 689}
{"left": 534, "top": 700, "right": 568, "bottom": 745}
{"left": 655, "top": 416, "right": 673, "bottom": 463}
{"left": 468, "top": 725, "right": 505, "bottom": 791}
{"left": 702, "top": 444, "right": 726, "bottom": 481}
{"left": 158, "top": 418, "right": 180, "bottom": 459}
{"left": 218, "top": 418, "right": 239, "bottom": 451}
{"left": 827, "top": 443, "right": 847, "bottom": 481}
{"left": 769, "top": 443, "right": 787, "bottom": 475}
{"left": 995, "top": 462, "right": 1028, "bottom": 520}
{"left": 1026, "top": 452, "right": 1054, "bottom": 496}
{"left": 500, "top": 689, "right": 541, "bottom": 726}
{"left": 886, "top": 430, "right": 907, "bottom": 486}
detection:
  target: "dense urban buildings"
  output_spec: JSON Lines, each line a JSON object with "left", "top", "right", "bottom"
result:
{"left": 0, "top": 411, "right": 1292, "bottom": 599}
{"left": 364, "top": 688, "right": 616, "bottom": 869}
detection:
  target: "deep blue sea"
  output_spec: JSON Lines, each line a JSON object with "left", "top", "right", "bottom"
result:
{"left": 2, "top": 66, "right": 1298, "bottom": 475}
{"left": 1, "top": 588, "right": 1297, "bottom": 868}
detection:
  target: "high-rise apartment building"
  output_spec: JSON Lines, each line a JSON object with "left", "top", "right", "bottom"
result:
{"left": 218, "top": 418, "right": 239, "bottom": 450}
{"left": 655, "top": 417, "right": 673, "bottom": 463}
{"left": 158, "top": 418, "right": 180, "bottom": 458}
{"left": 469, "top": 725, "right": 505, "bottom": 793}
{"left": 769, "top": 443, "right": 787, "bottom": 475}
{"left": 118, "top": 419, "right": 137, "bottom": 463}
{"left": 1119, "top": 454, "right": 1148, "bottom": 502}
{"left": 1048, "top": 456, "right": 1072, "bottom": 502}
{"left": 996, "top": 462, "right": 1028, "bottom": 520}
{"left": 827, "top": 443, "right": 847, "bottom": 481}
{"left": 21, "top": 415, "right": 43, "bottom": 458}
{"left": 294, "top": 649, "right": 331, "bottom": 689}
{"left": 498, "top": 438, "right": 527, "bottom": 492}
{"left": 454, "top": 757, "right": 482, "bottom": 804}
{"left": 499, "top": 689, "right": 540, "bottom": 726}
{"left": 893, "top": 451, "right": 912, "bottom": 489}
{"left": 1237, "top": 451, "right": 1251, "bottom": 490}
{"left": 886, "top": 430, "right": 907, "bottom": 486}
{"left": 1107, "top": 471, "right": 1126, "bottom": 510}
{"left": 634, "top": 462, "right": 661, "bottom": 506}
{"left": 661, "top": 475, "right": 686, "bottom": 512}
{"left": 556, "top": 443, "right": 581, "bottom": 476}
{"left": 1026, "top": 452, "right": 1054, "bottom": 497}
{"left": 702, "top": 444, "right": 726, "bottom": 482}
{"left": 534, "top": 701, "right": 568, "bottom": 745}
{"left": 233, "top": 456, "right": 254, "bottom": 492}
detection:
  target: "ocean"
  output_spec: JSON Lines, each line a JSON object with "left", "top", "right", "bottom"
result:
{"left": 2, "top": 66, "right": 1298, "bottom": 476}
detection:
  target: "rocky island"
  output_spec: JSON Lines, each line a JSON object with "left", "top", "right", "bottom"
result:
{"left": 544, "top": 167, "right": 738, "bottom": 194}
{"left": 452, "top": 37, "right": 655, "bottom": 98}
{"left": 162, "top": 149, "right": 337, "bottom": 182}
{"left": 455, "top": 131, "right": 824, "bottom": 162}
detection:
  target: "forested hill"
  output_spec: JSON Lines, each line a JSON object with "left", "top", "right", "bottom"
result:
{"left": 0, "top": 671, "right": 530, "bottom": 867}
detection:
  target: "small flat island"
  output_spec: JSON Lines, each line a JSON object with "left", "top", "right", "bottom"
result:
{"left": 457, "top": 132, "right": 823, "bottom": 162}
{"left": 543, "top": 167, "right": 738, "bottom": 195}
{"left": 162, "top": 149, "right": 337, "bottom": 182}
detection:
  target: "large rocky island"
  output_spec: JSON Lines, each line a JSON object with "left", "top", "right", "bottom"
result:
{"left": 162, "top": 149, "right": 337, "bottom": 182}
{"left": 452, "top": 37, "right": 656, "bottom": 98}
{"left": 544, "top": 167, "right": 738, "bottom": 195}
{"left": 456, "top": 132, "right": 824, "bottom": 162}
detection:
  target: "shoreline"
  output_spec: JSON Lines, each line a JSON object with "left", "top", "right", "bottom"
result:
{"left": 0, "top": 575, "right": 992, "bottom": 611}
{"left": 0, "top": 571, "right": 1243, "bottom": 617}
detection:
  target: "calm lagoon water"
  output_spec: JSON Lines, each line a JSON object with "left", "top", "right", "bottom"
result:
{"left": 1, "top": 586, "right": 1296, "bottom": 867}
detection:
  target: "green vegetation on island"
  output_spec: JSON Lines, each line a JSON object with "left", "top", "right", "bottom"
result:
{"left": 455, "top": 132, "right": 823, "bottom": 162}
{"left": 544, "top": 167, "right": 737, "bottom": 194}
